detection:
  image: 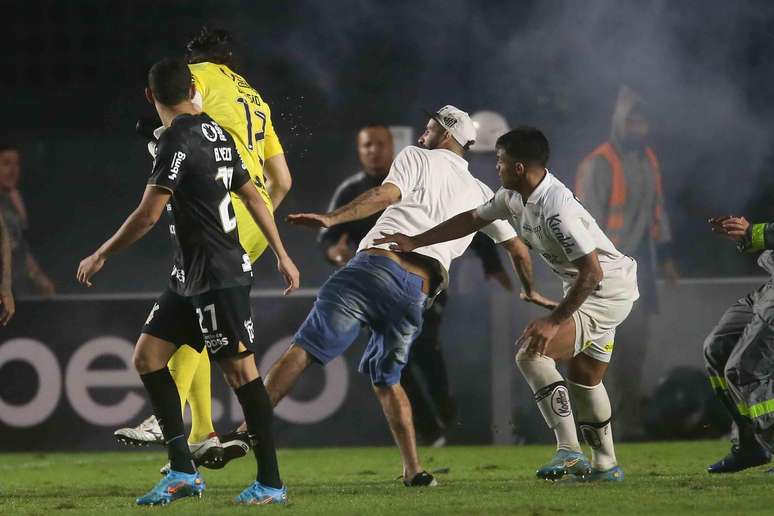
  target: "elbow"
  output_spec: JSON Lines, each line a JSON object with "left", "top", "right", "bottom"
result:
{"left": 135, "top": 209, "right": 160, "bottom": 229}
{"left": 279, "top": 174, "right": 292, "bottom": 194}
{"left": 269, "top": 175, "right": 292, "bottom": 196}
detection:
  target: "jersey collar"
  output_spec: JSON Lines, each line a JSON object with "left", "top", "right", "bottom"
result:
{"left": 525, "top": 169, "right": 552, "bottom": 205}
{"left": 436, "top": 148, "right": 468, "bottom": 166}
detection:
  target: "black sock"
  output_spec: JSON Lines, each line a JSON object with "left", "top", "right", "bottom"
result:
{"left": 235, "top": 378, "right": 281, "bottom": 488}
{"left": 140, "top": 367, "right": 195, "bottom": 474}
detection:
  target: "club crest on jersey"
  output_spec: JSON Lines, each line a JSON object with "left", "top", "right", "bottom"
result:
{"left": 170, "top": 265, "right": 186, "bottom": 284}
{"left": 168, "top": 151, "right": 186, "bottom": 180}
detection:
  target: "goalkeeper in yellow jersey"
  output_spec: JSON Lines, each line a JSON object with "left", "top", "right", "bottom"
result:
{"left": 114, "top": 27, "right": 292, "bottom": 472}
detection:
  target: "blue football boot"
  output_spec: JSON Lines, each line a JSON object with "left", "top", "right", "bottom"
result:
{"left": 136, "top": 470, "right": 205, "bottom": 506}
{"left": 558, "top": 465, "right": 625, "bottom": 484}
{"left": 234, "top": 481, "right": 288, "bottom": 505}
{"left": 708, "top": 444, "right": 771, "bottom": 474}
{"left": 536, "top": 449, "right": 592, "bottom": 481}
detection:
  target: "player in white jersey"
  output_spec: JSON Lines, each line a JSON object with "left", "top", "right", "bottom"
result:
{"left": 271, "top": 107, "right": 553, "bottom": 486}
{"left": 376, "top": 127, "right": 639, "bottom": 482}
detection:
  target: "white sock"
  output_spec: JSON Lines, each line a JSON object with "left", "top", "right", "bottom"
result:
{"left": 568, "top": 380, "right": 617, "bottom": 471}
{"left": 516, "top": 350, "right": 580, "bottom": 452}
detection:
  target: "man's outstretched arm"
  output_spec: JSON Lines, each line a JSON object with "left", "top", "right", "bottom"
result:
{"left": 77, "top": 186, "right": 170, "bottom": 286}
{"left": 374, "top": 208, "right": 490, "bottom": 252}
{"left": 287, "top": 183, "right": 401, "bottom": 229}
{"left": 711, "top": 216, "right": 774, "bottom": 252}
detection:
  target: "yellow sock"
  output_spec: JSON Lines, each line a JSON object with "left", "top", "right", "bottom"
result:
{"left": 188, "top": 349, "right": 215, "bottom": 443}
{"left": 167, "top": 345, "right": 200, "bottom": 413}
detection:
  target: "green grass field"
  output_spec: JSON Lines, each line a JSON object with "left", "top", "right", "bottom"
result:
{"left": 1, "top": 441, "right": 772, "bottom": 515}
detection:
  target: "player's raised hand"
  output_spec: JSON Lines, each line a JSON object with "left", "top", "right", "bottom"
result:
{"left": 520, "top": 290, "right": 559, "bottom": 310}
{"left": 373, "top": 232, "right": 417, "bottom": 252}
{"left": 277, "top": 254, "right": 300, "bottom": 296}
{"left": 287, "top": 213, "right": 332, "bottom": 228}
{"left": 0, "top": 288, "right": 15, "bottom": 326}
{"left": 77, "top": 253, "right": 106, "bottom": 287}
{"left": 516, "top": 316, "right": 560, "bottom": 356}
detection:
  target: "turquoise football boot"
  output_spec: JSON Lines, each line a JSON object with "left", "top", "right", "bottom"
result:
{"left": 558, "top": 465, "right": 624, "bottom": 483}
{"left": 536, "top": 449, "right": 592, "bottom": 481}
{"left": 234, "top": 481, "right": 288, "bottom": 505}
{"left": 136, "top": 470, "right": 205, "bottom": 506}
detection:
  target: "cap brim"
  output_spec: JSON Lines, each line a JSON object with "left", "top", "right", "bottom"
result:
{"left": 422, "top": 109, "right": 443, "bottom": 127}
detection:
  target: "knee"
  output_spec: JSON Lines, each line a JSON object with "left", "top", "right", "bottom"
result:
{"left": 222, "top": 359, "right": 259, "bottom": 389}
{"left": 372, "top": 382, "right": 391, "bottom": 397}
{"left": 372, "top": 382, "right": 401, "bottom": 403}
{"left": 224, "top": 369, "right": 255, "bottom": 389}
{"left": 515, "top": 347, "right": 547, "bottom": 372}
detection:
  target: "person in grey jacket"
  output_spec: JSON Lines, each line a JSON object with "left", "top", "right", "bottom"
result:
{"left": 704, "top": 215, "right": 774, "bottom": 473}
{"left": 575, "top": 86, "right": 678, "bottom": 438}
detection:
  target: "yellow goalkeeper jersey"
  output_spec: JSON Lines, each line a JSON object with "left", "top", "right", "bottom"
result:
{"left": 189, "top": 61, "right": 284, "bottom": 262}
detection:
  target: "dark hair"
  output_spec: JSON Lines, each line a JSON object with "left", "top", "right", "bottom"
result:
{"left": 186, "top": 27, "right": 235, "bottom": 68}
{"left": 495, "top": 126, "right": 550, "bottom": 167}
{"left": 148, "top": 58, "right": 192, "bottom": 106}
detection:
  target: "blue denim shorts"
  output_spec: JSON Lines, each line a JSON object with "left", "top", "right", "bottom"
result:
{"left": 294, "top": 252, "right": 428, "bottom": 386}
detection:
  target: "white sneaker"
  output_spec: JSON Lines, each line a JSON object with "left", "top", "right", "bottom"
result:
{"left": 114, "top": 415, "right": 164, "bottom": 447}
{"left": 190, "top": 433, "right": 224, "bottom": 468}
{"left": 159, "top": 433, "right": 224, "bottom": 475}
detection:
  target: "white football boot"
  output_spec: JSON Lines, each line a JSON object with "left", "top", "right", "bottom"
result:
{"left": 114, "top": 415, "right": 164, "bottom": 447}
{"left": 159, "top": 433, "right": 224, "bottom": 474}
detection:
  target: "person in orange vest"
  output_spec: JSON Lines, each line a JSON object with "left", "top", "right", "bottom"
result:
{"left": 575, "top": 85, "right": 679, "bottom": 439}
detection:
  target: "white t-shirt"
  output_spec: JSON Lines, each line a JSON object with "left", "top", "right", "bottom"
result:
{"left": 358, "top": 146, "right": 516, "bottom": 287}
{"left": 475, "top": 171, "right": 638, "bottom": 299}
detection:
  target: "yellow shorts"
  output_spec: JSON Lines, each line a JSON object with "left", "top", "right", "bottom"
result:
{"left": 231, "top": 188, "right": 273, "bottom": 263}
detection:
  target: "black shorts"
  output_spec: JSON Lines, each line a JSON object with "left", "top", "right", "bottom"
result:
{"left": 142, "top": 286, "right": 256, "bottom": 360}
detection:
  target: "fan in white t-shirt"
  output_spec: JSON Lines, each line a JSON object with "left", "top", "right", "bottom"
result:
{"left": 376, "top": 126, "right": 639, "bottom": 484}
{"left": 280, "top": 107, "right": 555, "bottom": 488}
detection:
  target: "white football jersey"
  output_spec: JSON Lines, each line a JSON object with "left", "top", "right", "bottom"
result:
{"left": 359, "top": 145, "right": 516, "bottom": 287}
{"left": 476, "top": 170, "right": 638, "bottom": 300}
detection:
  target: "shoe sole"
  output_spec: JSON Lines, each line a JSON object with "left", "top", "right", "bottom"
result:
{"left": 195, "top": 446, "right": 225, "bottom": 470}
{"left": 537, "top": 461, "right": 592, "bottom": 482}
{"left": 212, "top": 439, "right": 249, "bottom": 470}
{"left": 114, "top": 433, "right": 165, "bottom": 447}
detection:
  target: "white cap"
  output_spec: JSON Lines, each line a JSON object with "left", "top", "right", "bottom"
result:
{"left": 470, "top": 110, "right": 509, "bottom": 153}
{"left": 424, "top": 105, "right": 477, "bottom": 148}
